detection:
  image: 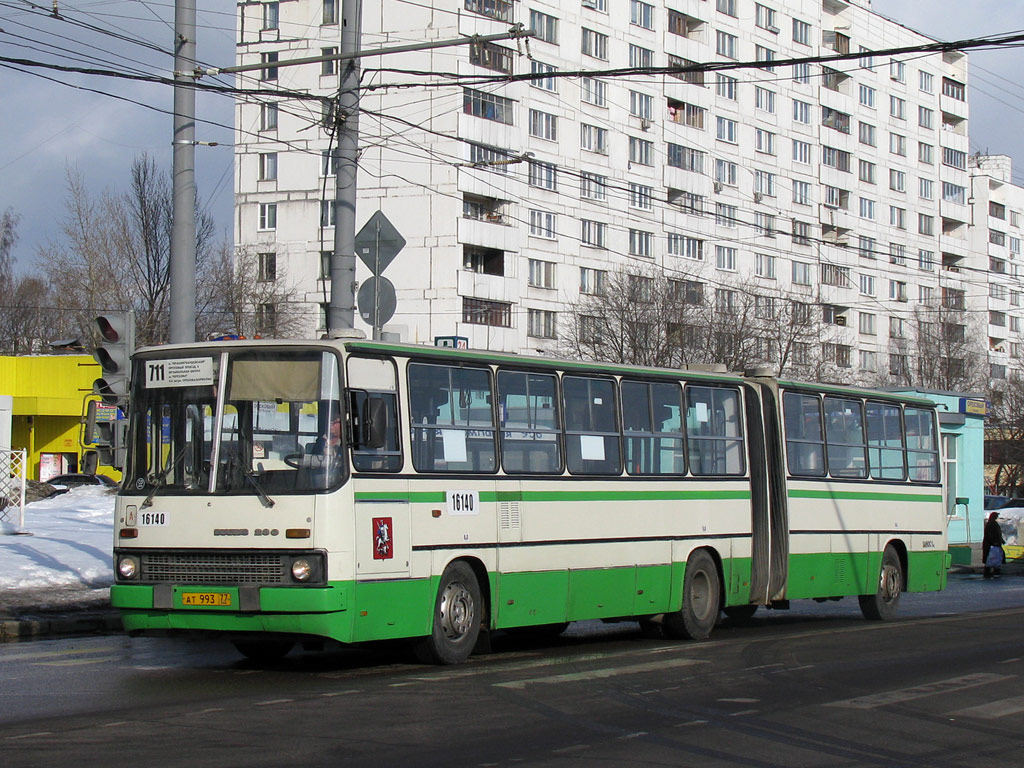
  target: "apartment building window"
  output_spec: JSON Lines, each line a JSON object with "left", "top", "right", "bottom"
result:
{"left": 629, "top": 44, "right": 654, "bottom": 68}
{"left": 890, "top": 281, "right": 908, "bottom": 302}
{"left": 581, "top": 0, "right": 606, "bottom": 11}
{"left": 580, "top": 171, "right": 608, "bottom": 201}
{"left": 629, "top": 137, "right": 654, "bottom": 166}
{"left": 581, "top": 220, "right": 607, "bottom": 248}
{"left": 464, "top": 88, "right": 514, "bottom": 124}
{"left": 919, "top": 178, "right": 934, "bottom": 199}
{"left": 716, "top": 75, "right": 737, "bottom": 100}
{"left": 754, "top": 170, "right": 776, "bottom": 198}
{"left": 716, "top": 30, "right": 737, "bottom": 59}
{"left": 629, "top": 229, "right": 654, "bottom": 258}
{"left": 859, "top": 312, "right": 876, "bottom": 334}
{"left": 943, "top": 147, "right": 967, "bottom": 170}
{"left": 528, "top": 160, "right": 557, "bottom": 190}
{"left": 920, "top": 286, "right": 934, "bottom": 303}
{"left": 668, "top": 143, "right": 705, "bottom": 173}
{"left": 258, "top": 203, "right": 277, "bottom": 231}
{"left": 629, "top": 90, "right": 653, "bottom": 119}
{"left": 890, "top": 95, "right": 906, "bottom": 120}
{"left": 668, "top": 188, "right": 704, "bottom": 214}
{"left": 629, "top": 183, "right": 653, "bottom": 210}
{"left": 470, "top": 41, "right": 513, "bottom": 74}
{"left": 755, "top": 45, "right": 776, "bottom": 71}
{"left": 257, "top": 252, "right": 277, "bottom": 282}
{"left": 821, "top": 264, "right": 850, "bottom": 287}
{"left": 919, "top": 213, "right": 935, "bottom": 236}
{"left": 581, "top": 77, "right": 607, "bottom": 106}
{"left": 463, "top": 297, "right": 512, "bottom": 327}
{"left": 529, "top": 10, "right": 558, "bottom": 43}
{"left": 581, "top": 28, "right": 608, "bottom": 59}
{"left": 671, "top": 279, "right": 704, "bottom": 305}
{"left": 822, "top": 343, "right": 852, "bottom": 368}
{"left": 792, "top": 260, "right": 811, "bottom": 284}
{"left": 918, "top": 249, "right": 935, "bottom": 271}
{"left": 630, "top": 0, "right": 654, "bottom": 29}
{"left": 715, "top": 159, "right": 737, "bottom": 186}
{"left": 859, "top": 198, "right": 875, "bottom": 220}
{"left": 793, "top": 139, "right": 811, "bottom": 164}
{"left": 990, "top": 230, "right": 1007, "bottom": 247}
{"left": 464, "top": 246, "right": 504, "bottom": 275}
{"left": 668, "top": 99, "right": 705, "bottom": 129}
{"left": 990, "top": 201, "right": 1006, "bottom": 219}
{"left": 793, "top": 180, "right": 811, "bottom": 206}
{"left": 889, "top": 316, "right": 905, "bottom": 338}
{"left": 859, "top": 236, "right": 876, "bottom": 258}
{"left": 755, "top": 87, "right": 775, "bottom": 113}
{"left": 528, "top": 210, "right": 556, "bottom": 239}
{"left": 793, "top": 99, "right": 811, "bottom": 124}
{"left": 527, "top": 309, "right": 557, "bottom": 339}
{"left": 793, "top": 63, "right": 810, "bottom": 84}
{"left": 859, "top": 274, "right": 877, "bottom": 299}
{"left": 715, "top": 245, "right": 737, "bottom": 271}
{"left": 668, "top": 55, "right": 704, "bottom": 85}
{"left": 261, "top": 52, "right": 278, "bottom": 81}
{"left": 755, "top": 3, "right": 777, "bottom": 30}
{"left": 262, "top": 2, "right": 279, "bottom": 30}
{"left": 919, "top": 142, "right": 934, "bottom": 164}
{"left": 528, "top": 109, "right": 558, "bottom": 141}
{"left": 717, "top": 0, "right": 736, "bottom": 16}
{"left": 320, "top": 200, "right": 337, "bottom": 228}
{"left": 469, "top": 143, "right": 513, "bottom": 172}
{"left": 755, "top": 212, "right": 775, "bottom": 236}
{"left": 859, "top": 160, "right": 876, "bottom": 184}
{"left": 890, "top": 59, "right": 905, "bottom": 82}
{"left": 531, "top": 60, "right": 557, "bottom": 91}
{"left": 890, "top": 206, "right": 906, "bottom": 230}
{"left": 716, "top": 117, "right": 737, "bottom": 143}
{"left": 320, "top": 47, "right": 338, "bottom": 76}
{"left": 667, "top": 10, "right": 703, "bottom": 39}
{"left": 920, "top": 70, "right": 934, "bottom": 93}
{"left": 755, "top": 253, "right": 776, "bottom": 278}
{"left": 528, "top": 258, "right": 556, "bottom": 288}
{"left": 716, "top": 203, "right": 738, "bottom": 227}
{"left": 822, "top": 106, "right": 850, "bottom": 133}
{"left": 792, "top": 18, "right": 810, "bottom": 45}
{"left": 668, "top": 234, "right": 704, "bottom": 260}
{"left": 1011, "top": 236, "right": 1022, "bottom": 255}
{"left": 822, "top": 146, "right": 851, "bottom": 172}
{"left": 465, "top": 0, "right": 511, "bottom": 21}
{"left": 890, "top": 243, "right": 907, "bottom": 264}
{"left": 580, "top": 267, "right": 607, "bottom": 296}
{"left": 859, "top": 84, "right": 875, "bottom": 108}
{"left": 580, "top": 123, "right": 608, "bottom": 154}
{"left": 255, "top": 303, "right": 277, "bottom": 335}
{"left": 918, "top": 106, "right": 934, "bottom": 130}
{"left": 942, "top": 182, "right": 966, "bottom": 205}
{"left": 824, "top": 186, "right": 848, "bottom": 210}
{"left": 258, "top": 152, "right": 278, "bottom": 181}
{"left": 323, "top": 0, "right": 338, "bottom": 24}
{"left": 942, "top": 77, "right": 966, "bottom": 101}
{"left": 890, "top": 133, "right": 907, "bottom": 156}
{"left": 716, "top": 289, "right": 738, "bottom": 314}
{"left": 991, "top": 283, "right": 1008, "bottom": 301}
{"left": 860, "top": 350, "right": 877, "bottom": 371}
{"left": 260, "top": 102, "right": 278, "bottom": 131}
{"left": 943, "top": 287, "right": 965, "bottom": 310}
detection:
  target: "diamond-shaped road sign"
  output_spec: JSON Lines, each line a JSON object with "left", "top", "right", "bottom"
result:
{"left": 355, "top": 210, "right": 406, "bottom": 276}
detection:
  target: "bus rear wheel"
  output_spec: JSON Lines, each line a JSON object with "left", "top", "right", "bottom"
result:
{"left": 665, "top": 550, "right": 720, "bottom": 641}
{"left": 722, "top": 604, "right": 758, "bottom": 622}
{"left": 414, "top": 561, "right": 482, "bottom": 665}
{"left": 859, "top": 545, "right": 903, "bottom": 621}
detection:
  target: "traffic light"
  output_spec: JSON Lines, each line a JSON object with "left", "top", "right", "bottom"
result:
{"left": 92, "top": 312, "right": 135, "bottom": 406}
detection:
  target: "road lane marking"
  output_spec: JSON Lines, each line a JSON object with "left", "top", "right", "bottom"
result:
{"left": 36, "top": 657, "right": 118, "bottom": 667}
{"left": 719, "top": 697, "right": 759, "bottom": 703}
{"left": 5, "top": 732, "right": 53, "bottom": 740}
{"left": 949, "top": 695, "right": 1024, "bottom": 720}
{"left": 0, "top": 647, "right": 117, "bottom": 663}
{"left": 256, "top": 698, "right": 293, "bottom": 706}
{"left": 494, "top": 658, "right": 706, "bottom": 689}
{"left": 827, "top": 673, "right": 1005, "bottom": 709}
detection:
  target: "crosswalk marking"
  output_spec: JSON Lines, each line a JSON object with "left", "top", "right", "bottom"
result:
{"left": 494, "top": 658, "right": 705, "bottom": 689}
{"left": 950, "top": 695, "right": 1024, "bottom": 720}
{"left": 827, "top": 673, "right": 1005, "bottom": 710}
{"left": 0, "top": 647, "right": 116, "bottom": 664}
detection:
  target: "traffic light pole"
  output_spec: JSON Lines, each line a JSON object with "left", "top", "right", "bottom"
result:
{"left": 170, "top": 0, "right": 198, "bottom": 343}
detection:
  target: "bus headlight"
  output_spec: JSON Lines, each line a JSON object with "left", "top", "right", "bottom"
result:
{"left": 291, "top": 558, "right": 313, "bottom": 582}
{"left": 118, "top": 555, "right": 140, "bottom": 580}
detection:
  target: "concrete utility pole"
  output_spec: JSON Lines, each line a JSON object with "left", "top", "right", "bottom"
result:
{"left": 170, "top": 0, "right": 197, "bottom": 344}
{"left": 328, "top": 0, "right": 362, "bottom": 332}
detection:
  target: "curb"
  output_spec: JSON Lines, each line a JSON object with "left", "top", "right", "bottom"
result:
{"left": 0, "top": 611, "right": 123, "bottom": 642}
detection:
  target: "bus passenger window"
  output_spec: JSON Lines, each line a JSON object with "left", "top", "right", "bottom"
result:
{"left": 351, "top": 392, "right": 402, "bottom": 472}
{"left": 408, "top": 363, "right": 496, "bottom": 473}
{"left": 783, "top": 392, "right": 825, "bottom": 477}
{"left": 563, "top": 376, "right": 621, "bottom": 475}
{"left": 905, "top": 407, "right": 939, "bottom": 482}
{"left": 497, "top": 371, "right": 562, "bottom": 474}
{"left": 622, "top": 380, "right": 684, "bottom": 475}
{"left": 824, "top": 396, "right": 867, "bottom": 478}
{"left": 866, "top": 401, "right": 906, "bottom": 480}
{"left": 685, "top": 386, "right": 745, "bottom": 476}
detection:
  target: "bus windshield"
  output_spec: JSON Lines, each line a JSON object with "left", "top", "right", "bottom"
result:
{"left": 126, "top": 349, "right": 344, "bottom": 495}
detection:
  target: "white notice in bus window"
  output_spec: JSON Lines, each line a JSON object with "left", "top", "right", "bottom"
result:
{"left": 145, "top": 357, "right": 215, "bottom": 388}
{"left": 441, "top": 429, "right": 468, "bottom": 462}
{"left": 696, "top": 402, "right": 709, "bottom": 422}
{"left": 580, "top": 434, "right": 605, "bottom": 461}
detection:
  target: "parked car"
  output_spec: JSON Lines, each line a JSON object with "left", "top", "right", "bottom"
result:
{"left": 985, "top": 495, "right": 1024, "bottom": 511}
{"left": 47, "top": 474, "right": 119, "bottom": 494}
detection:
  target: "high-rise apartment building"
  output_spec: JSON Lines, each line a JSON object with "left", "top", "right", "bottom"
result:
{"left": 235, "top": 0, "right": 981, "bottom": 382}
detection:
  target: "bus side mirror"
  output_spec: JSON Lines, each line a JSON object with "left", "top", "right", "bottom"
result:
{"left": 360, "top": 396, "right": 389, "bottom": 450}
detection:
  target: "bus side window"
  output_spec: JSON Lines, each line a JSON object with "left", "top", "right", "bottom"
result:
{"left": 563, "top": 376, "right": 621, "bottom": 475}
{"left": 622, "top": 380, "right": 685, "bottom": 475}
{"left": 824, "top": 396, "right": 867, "bottom": 478}
{"left": 351, "top": 391, "right": 402, "bottom": 473}
{"left": 783, "top": 392, "right": 825, "bottom": 476}
{"left": 497, "top": 370, "right": 562, "bottom": 474}
{"left": 905, "top": 407, "right": 939, "bottom": 482}
{"left": 685, "top": 386, "right": 745, "bottom": 476}
{"left": 866, "top": 401, "right": 906, "bottom": 480}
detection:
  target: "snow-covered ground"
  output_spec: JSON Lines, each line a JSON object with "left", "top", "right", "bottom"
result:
{"left": 0, "top": 487, "right": 115, "bottom": 613}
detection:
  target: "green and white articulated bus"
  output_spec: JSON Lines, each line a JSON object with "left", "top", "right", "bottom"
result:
{"left": 110, "top": 337, "right": 949, "bottom": 663}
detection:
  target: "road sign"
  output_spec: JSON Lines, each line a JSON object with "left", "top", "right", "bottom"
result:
{"left": 357, "top": 276, "right": 397, "bottom": 330}
{"left": 355, "top": 211, "right": 406, "bottom": 276}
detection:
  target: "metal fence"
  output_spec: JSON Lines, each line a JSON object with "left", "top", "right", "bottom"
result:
{"left": 0, "top": 448, "right": 27, "bottom": 533}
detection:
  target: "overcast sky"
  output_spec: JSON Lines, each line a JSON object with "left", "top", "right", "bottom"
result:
{"left": 0, "top": 0, "right": 1022, "bottom": 273}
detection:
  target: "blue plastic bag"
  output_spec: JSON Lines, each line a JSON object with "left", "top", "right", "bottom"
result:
{"left": 986, "top": 546, "right": 1004, "bottom": 568}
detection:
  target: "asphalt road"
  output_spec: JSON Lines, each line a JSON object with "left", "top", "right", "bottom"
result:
{"left": 2, "top": 573, "right": 1024, "bottom": 767}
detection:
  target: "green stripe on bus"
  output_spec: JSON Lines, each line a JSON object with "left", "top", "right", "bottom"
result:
{"left": 355, "top": 489, "right": 752, "bottom": 503}
{"left": 788, "top": 489, "right": 942, "bottom": 503}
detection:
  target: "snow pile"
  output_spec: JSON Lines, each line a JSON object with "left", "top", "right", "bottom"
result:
{"left": 0, "top": 487, "right": 115, "bottom": 613}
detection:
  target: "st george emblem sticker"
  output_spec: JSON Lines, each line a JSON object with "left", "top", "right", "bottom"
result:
{"left": 373, "top": 517, "right": 393, "bottom": 560}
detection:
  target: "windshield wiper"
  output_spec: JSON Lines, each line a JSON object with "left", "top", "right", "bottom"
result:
{"left": 245, "top": 470, "right": 275, "bottom": 508}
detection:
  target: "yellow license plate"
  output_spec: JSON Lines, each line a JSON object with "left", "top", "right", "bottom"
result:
{"left": 182, "top": 592, "right": 232, "bottom": 607}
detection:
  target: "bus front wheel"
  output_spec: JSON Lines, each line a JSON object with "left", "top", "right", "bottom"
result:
{"left": 414, "top": 561, "right": 482, "bottom": 665}
{"left": 665, "top": 550, "right": 720, "bottom": 641}
{"left": 859, "top": 545, "right": 903, "bottom": 621}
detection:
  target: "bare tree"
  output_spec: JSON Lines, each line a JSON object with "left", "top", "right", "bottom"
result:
{"left": 986, "top": 374, "right": 1024, "bottom": 495}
